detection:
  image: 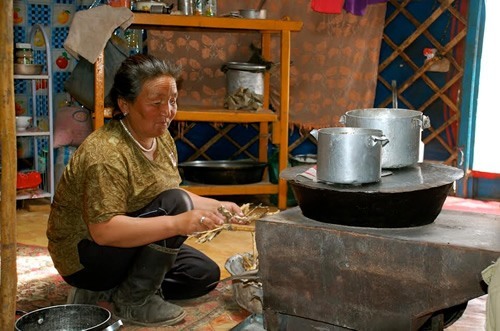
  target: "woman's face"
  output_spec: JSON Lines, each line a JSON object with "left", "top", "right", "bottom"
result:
{"left": 121, "top": 75, "right": 178, "bottom": 138}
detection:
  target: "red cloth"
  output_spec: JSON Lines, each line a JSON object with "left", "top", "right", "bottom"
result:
{"left": 311, "top": 0, "right": 345, "bottom": 14}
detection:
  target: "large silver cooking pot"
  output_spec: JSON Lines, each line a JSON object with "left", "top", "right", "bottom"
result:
{"left": 221, "top": 62, "right": 265, "bottom": 96}
{"left": 340, "top": 108, "right": 430, "bottom": 169}
{"left": 313, "top": 127, "right": 389, "bottom": 185}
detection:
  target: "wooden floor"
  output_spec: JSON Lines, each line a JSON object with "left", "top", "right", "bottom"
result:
{"left": 13, "top": 198, "right": 491, "bottom": 330}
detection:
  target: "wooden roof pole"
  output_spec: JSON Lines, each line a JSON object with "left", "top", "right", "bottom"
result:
{"left": 0, "top": 1, "right": 18, "bottom": 330}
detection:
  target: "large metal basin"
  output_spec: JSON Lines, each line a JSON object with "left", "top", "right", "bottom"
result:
{"left": 178, "top": 159, "right": 267, "bottom": 185}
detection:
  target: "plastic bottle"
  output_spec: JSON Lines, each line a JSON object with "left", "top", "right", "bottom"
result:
{"left": 125, "top": 29, "right": 143, "bottom": 55}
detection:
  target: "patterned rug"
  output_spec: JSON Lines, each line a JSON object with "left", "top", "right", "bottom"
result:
{"left": 15, "top": 244, "right": 250, "bottom": 330}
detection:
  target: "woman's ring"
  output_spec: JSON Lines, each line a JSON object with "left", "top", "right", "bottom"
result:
{"left": 200, "top": 216, "right": 206, "bottom": 224}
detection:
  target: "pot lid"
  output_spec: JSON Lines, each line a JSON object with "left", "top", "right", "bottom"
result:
{"left": 281, "top": 162, "right": 464, "bottom": 194}
{"left": 223, "top": 62, "right": 266, "bottom": 72}
{"left": 345, "top": 108, "right": 423, "bottom": 119}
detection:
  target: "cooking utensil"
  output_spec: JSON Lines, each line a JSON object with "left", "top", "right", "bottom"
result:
{"left": 312, "top": 127, "right": 389, "bottom": 185}
{"left": 178, "top": 159, "right": 267, "bottom": 185}
{"left": 280, "top": 162, "right": 463, "bottom": 228}
{"left": 391, "top": 80, "right": 398, "bottom": 109}
{"left": 15, "top": 304, "right": 123, "bottom": 331}
{"left": 340, "top": 108, "right": 430, "bottom": 169}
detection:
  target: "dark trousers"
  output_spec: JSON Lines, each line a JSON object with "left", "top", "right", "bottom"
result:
{"left": 63, "top": 189, "right": 220, "bottom": 300}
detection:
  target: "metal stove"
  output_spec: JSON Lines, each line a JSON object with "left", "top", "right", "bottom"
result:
{"left": 256, "top": 207, "right": 500, "bottom": 330}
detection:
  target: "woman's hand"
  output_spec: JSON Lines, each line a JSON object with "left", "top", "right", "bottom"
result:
{"left": 217, "top": 201, "right": 244, "bottom": 223}
{"left": 184, "top": 190, "right": 243, "bottom": 219}
{"left": 179, "top": 209, "right": 226, "bottom": 236}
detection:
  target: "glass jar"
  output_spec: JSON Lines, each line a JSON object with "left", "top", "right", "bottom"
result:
{"left": 204, "top": 0, "right": 217, "bottom": 16}
{"left": 15, "top": 43, "right": 34, "bottom": 64}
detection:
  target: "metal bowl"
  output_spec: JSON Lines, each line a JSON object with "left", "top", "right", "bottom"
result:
{"left": 225, "top": 253, "right": 262, "bottom": 314}
{"left": 178, "top": 159, "right": 267, "bottom": 185}
{"left": 14, "top": 64, "right": 43, "bottom": 75}
{"left": 289, "top": 154, "right": 317, "bottom": 167}
{"left": 238, "top": 9, "right": 267, "bottom": 19}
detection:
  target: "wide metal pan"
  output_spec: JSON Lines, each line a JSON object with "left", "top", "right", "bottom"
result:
{"left": 280, "top": 162, "right": 463, "bottom": 228}
{"left": 178, "top": 159, "right": 267, "bottom": 185}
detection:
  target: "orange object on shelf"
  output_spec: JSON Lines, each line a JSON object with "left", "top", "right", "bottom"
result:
{"left": 108, "top": 0, "right": 130, "bottom": 8}
{"left": 16, "top": 171, "right": 42, "bottom": 190}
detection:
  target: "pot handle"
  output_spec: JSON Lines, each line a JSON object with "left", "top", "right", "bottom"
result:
{"left": 371, "top": 135, "right": 389, "bottom": 147}
{"left": 412, "top": 115, "right": 431, "bottom": 129}
{"left": 339, "top": 114, "right": 346, "bottom": 125}
{"left": 422, "top": 115, "right": 431, "bottom": 129}
{"left": 309, "top": 129, "right": 318, "bottom": 141}
{"left": 102, "top": 320, "right": 123, "bottom": 331}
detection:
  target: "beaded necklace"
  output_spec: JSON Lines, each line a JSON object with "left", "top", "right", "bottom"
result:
{"left": 120, "top": 119, "right": 157, "bottom": 153}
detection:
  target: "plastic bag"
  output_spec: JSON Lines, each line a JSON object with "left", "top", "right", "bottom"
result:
{"left": 64, "top": 35, "right": 129, "bottom": 110}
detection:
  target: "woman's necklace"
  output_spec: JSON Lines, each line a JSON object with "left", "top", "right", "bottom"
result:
{"left": 120, "top": 119, "right": 157, "bottom": 153}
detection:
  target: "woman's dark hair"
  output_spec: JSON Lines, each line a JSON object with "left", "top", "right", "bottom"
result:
{"left": 108, "top": 54, "right": 181, "bottom": 119}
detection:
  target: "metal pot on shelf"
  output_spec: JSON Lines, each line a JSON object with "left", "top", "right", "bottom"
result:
{"left": 311, "top": 127, "right": 389, "bottom": 185}
{"left": 221, "top": 62, "right": 266, "bottom": 96}
{"left": 340, "top": 108, "right": 430, "bottom": 169}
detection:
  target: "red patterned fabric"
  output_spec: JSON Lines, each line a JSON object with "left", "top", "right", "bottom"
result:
{"left": 311, "top": 0, "right": 345, "bottom": 14}
{"left": 148, "top": 0, "right": 386, "bottom": 129}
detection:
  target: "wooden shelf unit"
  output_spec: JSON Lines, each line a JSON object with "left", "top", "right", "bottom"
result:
{"left": 93, "top": 14, "right": 303, "bottom": 210}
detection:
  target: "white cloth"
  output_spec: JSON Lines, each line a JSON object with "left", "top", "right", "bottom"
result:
{"left": 482, "top": 257, "right": 500, "bottom": 331}
{"left": 64, "top": 5, "right": 133, "bottom": 63}
{"left": 298, "top": 166, "right": 317, "bottom": 182}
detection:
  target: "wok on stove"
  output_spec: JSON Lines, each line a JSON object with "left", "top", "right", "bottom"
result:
{"left": 280, "top": 162, "right": 463, "bottom": 228}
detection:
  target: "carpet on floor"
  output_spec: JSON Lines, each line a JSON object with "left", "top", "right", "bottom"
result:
{"left": 442, "top": 196, "right": 500, "bottom": 215}
{"left": 14, "top": 244, "right": 249, "bottom": 330}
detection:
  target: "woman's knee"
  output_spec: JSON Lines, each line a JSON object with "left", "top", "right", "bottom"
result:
{"left": 131, "top": 188, "right": 193, "bottom": 217}
{"left": 171, "top": 189, "right": 194, "bottom": 212}
{"left": 157, "top": 189, "right": 193, "bottom": 215}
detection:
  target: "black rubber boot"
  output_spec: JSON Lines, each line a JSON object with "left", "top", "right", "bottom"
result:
{"left": 112, "top": 244, "right": 186, "bottom": 326}
{"left": 67, "top": 286, "right": 115, "bottom": 305}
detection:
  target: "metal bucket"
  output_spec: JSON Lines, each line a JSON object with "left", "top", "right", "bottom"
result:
{"left": 316, "top": 127, "right": 389, "bottom": 185}
{"left": 222, "top": 62, "right": 265, "bottom": 96}
{"left": 340, "top": 108, "right": 430, "bottom": 169}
